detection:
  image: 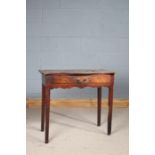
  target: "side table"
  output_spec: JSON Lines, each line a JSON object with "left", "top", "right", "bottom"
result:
{"left": 39, "top": 69, "right": 115, "bottom": 143}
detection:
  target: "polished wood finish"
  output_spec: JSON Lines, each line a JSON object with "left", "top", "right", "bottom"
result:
{"left": 39, "top": 69, "right": 115, "bottom": 143}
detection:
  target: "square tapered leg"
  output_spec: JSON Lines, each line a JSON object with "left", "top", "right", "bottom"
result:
{"left": 107, "top": 85, "right": 114, "bottom": 135}
{"left": 41, "top": 84, "right": 45, "bottom": 131}
{"left": 97, "top": 87, "right": 102, "bottom": 126}
{"left": 45, "top": 87, "right": 50, "bottom": 143}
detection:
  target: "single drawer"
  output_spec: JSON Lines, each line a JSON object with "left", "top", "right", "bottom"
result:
{"left": 45, "top": 74, "right": 112, "bottom": 85}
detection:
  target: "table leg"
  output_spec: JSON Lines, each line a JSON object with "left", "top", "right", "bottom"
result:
{"left": 45, "top": 87, "right": 50, "bottom": 143}
{"left": 97, "top": 87, "right": 102, "bottom": 126}
{"left": 41, "top": 84, "right": 45, "bottom": 131}
{"left": 107, "top": 85, "right": 114, "bottom": 135}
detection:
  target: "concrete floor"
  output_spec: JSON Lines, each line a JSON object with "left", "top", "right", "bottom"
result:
{"left": 27, "top": 107, "right": 128, "bottom": 155}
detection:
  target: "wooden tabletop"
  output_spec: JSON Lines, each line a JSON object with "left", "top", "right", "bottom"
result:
{"left": 39, "top": 69, "right": 114, "bottom": 75}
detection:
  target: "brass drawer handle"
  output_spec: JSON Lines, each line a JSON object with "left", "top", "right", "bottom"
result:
{"left": 76, "top": 78, "right": 88, "bottom": 84}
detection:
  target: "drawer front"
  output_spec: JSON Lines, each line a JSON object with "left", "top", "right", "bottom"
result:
{"left": 45, "top": 74, "right": 112, "bottom": 86}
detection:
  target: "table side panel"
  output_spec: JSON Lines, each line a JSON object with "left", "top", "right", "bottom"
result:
{"left": 42, "top": 74, "right": 113, "bottom": 88}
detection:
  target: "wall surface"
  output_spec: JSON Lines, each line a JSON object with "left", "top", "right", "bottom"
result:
{"left": 26, "top": 0, "right": 129, "bottom": 99}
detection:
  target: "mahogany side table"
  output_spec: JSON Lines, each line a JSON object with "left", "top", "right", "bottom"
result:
{"left": 39, "top": 69, "right": 115, "bottom": 143}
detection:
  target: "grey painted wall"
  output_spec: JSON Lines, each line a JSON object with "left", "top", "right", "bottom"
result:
{"left": 26, "top": 0, "right": 129, "bottom": 99}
